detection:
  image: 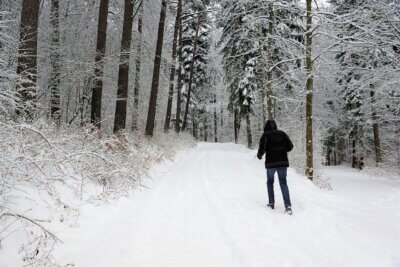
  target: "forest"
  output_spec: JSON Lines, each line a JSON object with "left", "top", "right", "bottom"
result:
{"left": 1, "top": 0, "right": 400, "bottom": 266}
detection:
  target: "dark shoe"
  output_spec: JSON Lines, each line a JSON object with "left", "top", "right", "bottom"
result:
{"left": 285, "top": 206, "right": 292, "bottom": 215}
{"left": 267, "top": 203, "right": 274, "bottom": 210}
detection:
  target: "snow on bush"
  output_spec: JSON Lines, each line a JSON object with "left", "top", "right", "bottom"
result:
{"left": 0, "top": 120, "right": 195, "bottom": 265}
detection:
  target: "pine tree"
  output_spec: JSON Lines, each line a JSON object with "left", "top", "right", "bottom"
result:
{"left": 261, "top": 0, "right": 303, "bottom": 121}
{"left": 219, "top": 0, "right": 260, "bottom": 147}
{"left": 181, "top": 0, "right": 211, "bottom": 133}
{"left": 332, "top": 0, "right": 380, "bottom": 169}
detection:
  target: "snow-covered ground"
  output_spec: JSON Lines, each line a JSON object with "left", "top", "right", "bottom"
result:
{"left": 3, "top": 143, "right": 400, "bottom": 267}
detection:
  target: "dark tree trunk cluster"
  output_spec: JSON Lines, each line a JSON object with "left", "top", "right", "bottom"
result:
{"left": 182, "top": 15, "right": 201, "bottom": 131}
{"left": 164, "top": 0, "right": 183, "bottom": 132}
{"left": 145, "top": 0, "right": 168, "bottom": 136}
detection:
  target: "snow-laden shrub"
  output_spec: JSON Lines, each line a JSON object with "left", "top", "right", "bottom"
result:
{"left": 0, "top": 120, "right": 195, "bottom": 265}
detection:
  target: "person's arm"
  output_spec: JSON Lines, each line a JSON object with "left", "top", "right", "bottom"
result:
{"left": 257, "top": 134, "right": 266, "bottom": 159}
{"left": 285, "top": 132, "right": 293, "bottom": 152}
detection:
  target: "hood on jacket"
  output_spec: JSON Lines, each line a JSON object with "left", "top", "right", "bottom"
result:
{"left": 264, "top": 120, "right": 278, "bottom": 132}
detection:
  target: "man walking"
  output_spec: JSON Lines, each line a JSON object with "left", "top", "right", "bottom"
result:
{"left": 257, "top": 120, "right": 294, "bottom": 215}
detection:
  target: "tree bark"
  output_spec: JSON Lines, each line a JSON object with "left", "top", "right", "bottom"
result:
{"left": 175, "top": 17, "right": 184, "bottom": 133}
{"left": 204, "top": 115, "right": 208, "bottom": 142}
{"left": 182, "top": 15, "right": 201, "bottom": 131}
{"left": 370, "top": 85, "right": 382, "bottom": 165}
{"left": 234, "top": 108, "right": 239, "bottom": 144}
{"left": 0, "top": 0, "right": 4, "bottom": 50}
{"left": 305, "top": 0, "right": 314, "bottom": 180}
{"left": 164, "top": 0, "right": 182, "bottom": 132}
{"left": 114, "top": 0, "right": 135, "bottom": 133}
{"left": 352, "top": 138, "right": 357, "bottom": 169}
{"left": 246, "top": 113, "right": 253, "bottom": 148}
{"left": 132, "top": 1, "right": 144, "bottom": 131}
{"left": 266, "top": 3, "right": 274, "bottom": 120}
{"left": 145, "top": 0, "right": 168, "bottom": 136}
{"left": 397, "top": 123, "right": 400, "bottom": 169}
{"left": 214, "top": 93, "right": 218, "bottom": 142}
{"left": 260, "top": 89, "right": 266, "bottom": 123}
{"left": 50, "top": 0, "right": 61, "bottom": 124}
{"left": 192, "top": 107, "right": 198, "bottom": 139}
{"left": 16, "top": 0, "right": 40, "bottom": 120}
{"left": 90, "top": 0, "right": 110, "bottom": 128}
{"left": 220, "top": 104, "right": 224, "bottom": 127}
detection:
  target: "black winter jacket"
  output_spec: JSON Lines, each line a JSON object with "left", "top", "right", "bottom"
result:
{"left": 257, "top": 120, "right": 293, "bottom": 168}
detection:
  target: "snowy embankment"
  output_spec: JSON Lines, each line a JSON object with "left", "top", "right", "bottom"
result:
{"left": 2, "top": 142, "right": 400, "bottom": 267}
{"left": 0, "top": 121, "right": 195, "bottom": 266}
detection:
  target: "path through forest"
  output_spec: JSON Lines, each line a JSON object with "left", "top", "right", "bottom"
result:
{"left": 55, "top": 143, "right": 400, "bottom": 267}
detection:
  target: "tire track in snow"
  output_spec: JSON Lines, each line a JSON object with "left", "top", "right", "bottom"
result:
{"left": 54, "top": 143, "right": 400, "bottom": 267}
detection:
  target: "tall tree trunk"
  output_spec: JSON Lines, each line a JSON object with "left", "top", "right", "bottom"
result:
{"left": 370, "top": 85, "right": 382, "bottom": 165}
{"left": 145, "top": 0, "right": 168, "bottom": 136}
{"left": 50, "top": 0, "right": 61, "bottom": 124}
{"left": 259, "top": 3, "right": 274, "bottom": 121}
{"left": 90, "top": 0, "right": 110, "bottom": 128}
{"left": 204, "top": 115, "right": 208, "bottom": 142}
{"left": 397, "top": 122, "right": 400, "bottom": 169}
{"left": 192, "top": 107, "right": 198, "bottom": 139}
{"left": 132, "top": 1, "right": 144, "bottom": 131}
{"left": 246, "top": 112, "right": 253, "bottom": 148}
{"left": 16, "top": 0, "right": 40, "bottom": 119}
{"left": 114, "top": 0, "right": 134, "bottom": 133}
{"left": 357, "top": 132, "right": 364, "bottom": 170}
{"left": 164, "top": 0, "right": 182, "bottom": 132}
{"left": 351, "top": 125, "right": 364, "bottom": 170}
{"left": 0, "top": 0, "right": 4, "bottom": 51}
{"left": 175, "top": 19, "right": 184, "bottom": 133}
{"left": 234, "top": 108, "right": 239, "bottom": 144}
{"left": 266, "top": 3, "right": 274, "bottom": 120}
{"left": 352, "top": 138, "right": 357, "bottom": 169}
{"left": 261, "top": 89, "right": 266, "bottom": 123}
{"left": 214, "top": 94, "right": 218, "bottom": 142}
{"left": 305, "top": 0, "right": 314, "bottom": 180}
{"left": 220, "top": 104, "right": 224, "bottom": 127}
{"left": 182, "top": 15, "right": 201, "bottom": 131}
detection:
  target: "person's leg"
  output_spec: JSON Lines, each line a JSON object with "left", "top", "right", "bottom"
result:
{"left": 266, "top": 168, "right": 276, "bottom": 205}
{"left": 277, "top": 167, "right": 291, "bottom": 207}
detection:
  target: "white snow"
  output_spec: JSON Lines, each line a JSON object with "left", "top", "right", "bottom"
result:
{"left": 2, "top": 143, "right": 400, "bottom": 267}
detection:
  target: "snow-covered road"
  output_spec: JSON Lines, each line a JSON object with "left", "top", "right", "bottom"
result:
{"left": 55, "top": 143, "right": 400, "bottom": 267}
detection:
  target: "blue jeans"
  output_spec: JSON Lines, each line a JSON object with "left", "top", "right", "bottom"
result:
{"left": 266, "top": 167, "right": 291, "bottom": 207}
